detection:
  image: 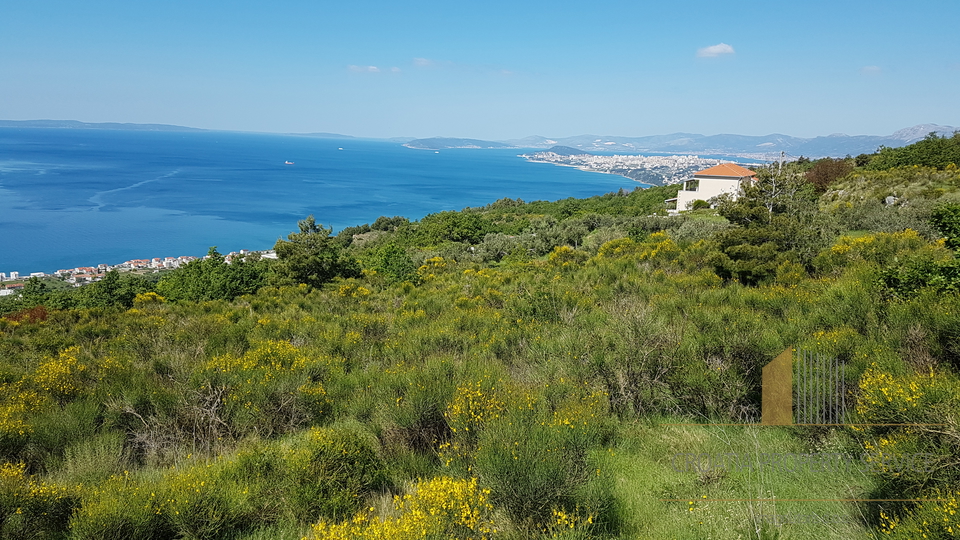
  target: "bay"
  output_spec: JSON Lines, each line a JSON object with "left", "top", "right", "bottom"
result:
{"left": 0, "top": 128, "right": 641, "bottom": 274}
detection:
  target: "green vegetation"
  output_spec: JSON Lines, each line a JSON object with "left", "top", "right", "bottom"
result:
{"left": 867, "top": 132, "right": 960, "bottom": 170}
{"left": 2, "top": 135, "right": 960, "bottom": 538}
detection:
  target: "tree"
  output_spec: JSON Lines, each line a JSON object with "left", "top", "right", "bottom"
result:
{"left": 417, "top": 211, "right": 489, "bottom": 245}
{"left": 273, "top": 216, "right": 361, "bottom": 288}
{"left": 805, "top": 158, "right": 853, "bottom": 193}
{"left": 371, "top": 215, "right": 409, "bottom": 231}
{"left": 20, "top": 277, "right": 49, "bottom": 307}
{"left": 373, "top": 243, "right": 418, "bottom": 284}
{"left": 710, "top": 164, "right": 838, "bottom": 284}
{"left": 157, "top": 247, "right": 269, "bottom": 302}
{"left": 76, "top": 270, "right": 152, "bottom": 308}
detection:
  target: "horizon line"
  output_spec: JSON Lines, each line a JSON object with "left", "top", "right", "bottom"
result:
{"left": 1, "top": 118, "right": 956, "bottom": 143}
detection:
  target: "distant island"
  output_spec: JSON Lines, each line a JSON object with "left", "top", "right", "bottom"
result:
{"left": 0, "top": 119, "right": 208, "bottom": 132}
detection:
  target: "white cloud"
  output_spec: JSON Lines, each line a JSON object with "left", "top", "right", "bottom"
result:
{"left": 697, "top": 43, "right": 735, "bottom": 58}
{"left": 391, "top": 67, "right": 401, "bottom": 73}
{"left": 859, "top": 65, "right": 882, "bottom": 75}
{"left": 348, "top": 65, "right": 380, "bottom": 73}
{"left": 413, "top": 57, "right": 434, "bottom": 67}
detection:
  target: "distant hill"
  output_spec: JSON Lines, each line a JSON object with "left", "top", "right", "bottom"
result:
{"left": 0, "top": 120, "right": 207, "bottom": 132}
{"left": 403, "top": 137, "right": 516, "bottom": 150}
{"left": 295, "top": 132, "right": 356, "bottom": 139}
{"left": 501, "top": 124, "right": 959, "bottom": 159}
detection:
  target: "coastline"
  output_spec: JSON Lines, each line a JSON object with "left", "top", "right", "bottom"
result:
{"left": 1, "top": 131, "right": 637, "bottom": 276}
{"left": 1, "top": 249, "right": 277, "bottom": 289}
{"left": 517, "top": 151, "right": 735, "bottom": 188}
{"left": 521, "top": 158, "right": 652, "bottom": 185}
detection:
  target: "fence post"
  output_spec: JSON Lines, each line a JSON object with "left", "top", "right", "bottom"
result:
{"left": 762, "top": 348, "right": 793, "bottom": 425}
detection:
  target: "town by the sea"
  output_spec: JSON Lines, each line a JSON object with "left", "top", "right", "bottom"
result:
{"left": 0, "top": 128, "right": 645, "bottom": 275}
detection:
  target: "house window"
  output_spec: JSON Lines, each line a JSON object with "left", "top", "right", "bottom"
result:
{"left": 684, "top": 179, "right": 699, "bottom": 191}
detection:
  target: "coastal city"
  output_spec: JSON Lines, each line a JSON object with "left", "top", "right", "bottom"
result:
{"left": 0, "top": 250, "right": 277, "bottom": 296}
{"left": 520, "top": 149, "right": 761, "bottom": 186}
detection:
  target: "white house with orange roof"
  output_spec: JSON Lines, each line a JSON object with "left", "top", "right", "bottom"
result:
{"left": 670, "top": 163, "right": 757, "bottom": 212}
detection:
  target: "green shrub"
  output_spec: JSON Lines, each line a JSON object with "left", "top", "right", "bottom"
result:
{"left": 69, "top": 472, "right": 175, "bottom": 540}
{"left": 474, "top": 400, "right": 614, "bottom": 533}
{"left": 287, "top": 423, "right": 389, "bottom": 521}
{"left": 691, "top": 199, "right": 711, "bottom": 210}
{"left": 1, "top": 462, "right": 80, "bottom": 539}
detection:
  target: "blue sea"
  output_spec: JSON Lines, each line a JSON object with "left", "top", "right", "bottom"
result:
{"left": 0, "top": 128, "right": 641, "bottom": 274}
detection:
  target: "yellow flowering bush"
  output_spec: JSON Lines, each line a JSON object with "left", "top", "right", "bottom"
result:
{"left": 71, "top": 458, "right": 248, "bottom": 539}
{"left": 0, "top": 383, "right": 46, "bottom": 439}
{"left": 856, "top": 363, "right": 933, "bottom": 421}
{"left": 1, "top": 461, "right": 80, "bottom": 535}
{"left": 286, "top": 425, "right": 388, "bottom": 521}
{"left": 32, "top": 346, "right": 87, "bottom": 401}
{"left": 637, "top": 231, "right": 681, "bottom": 262}
{"left": 338, "top": 282, "right": 372, "bottom": 298}
{"left": 133, "top": 292, "right": 166, "bottom": 306}
{"left": 594, "top": 232, "right": 680, "bottom": 265}
{"left": 549, "top": 246, "right": 588, "bottom": 267}
{"left": 199, "top": 340, "right": 333, "bottom": 433}
{"left": 880, "top": 491, "right": 959, "bottom": 538}
{"left": 417, "top": 256, "right": 449, "bottom": 281}
{"left": 446, "top": 380, "right": 506, "bottom": 435}
{"left": 305, "top": 476, "right": 497, "bottom": 540}
{"left": 545, "top": 390, "right": 607, "bottom": 434}
{"left": 804, "top": 326, "right": 860, "bottom": 359}
{"left": 595, "top": 237, "right": 639, "bottom": 259}
{"left": 72, "top": 426, "right": 385, "bottom": 538}
{"left": 815, "top": 229, "right": 948, "bottom": 274}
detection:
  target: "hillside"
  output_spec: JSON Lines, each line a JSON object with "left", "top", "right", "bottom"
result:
{"left": 2, "top": 135, "right": 960, "bottom": 539}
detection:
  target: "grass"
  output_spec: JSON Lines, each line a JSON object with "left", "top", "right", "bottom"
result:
{"left": 607, "top": 419, "right": 879, "bottom": 539}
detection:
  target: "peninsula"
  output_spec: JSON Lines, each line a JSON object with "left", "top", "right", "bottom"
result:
{"left": 520, "top": 147, "right": 760, "bottom": 186}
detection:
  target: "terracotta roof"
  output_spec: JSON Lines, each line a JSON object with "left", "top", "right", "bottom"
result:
{"left": 694, "top": 163, "right": 756, "bottom": 178}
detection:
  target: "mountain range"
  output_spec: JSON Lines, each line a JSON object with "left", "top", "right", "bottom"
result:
{"left": 2, "top": 120, "right": 955, "bottom": 159}
{"left": 408, "top": 124, "right": 958, "bottom": 159}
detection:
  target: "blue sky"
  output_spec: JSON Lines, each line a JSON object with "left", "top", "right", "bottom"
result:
{"left": 2, "top": 0, "right": 958, "bottom": 139}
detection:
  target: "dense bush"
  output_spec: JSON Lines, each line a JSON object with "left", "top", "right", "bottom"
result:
{"left": 157, "top": 248, "right": 269, "bottom": 302}
{"left": 273, "top": 216, "right": 361, "bottom": 288}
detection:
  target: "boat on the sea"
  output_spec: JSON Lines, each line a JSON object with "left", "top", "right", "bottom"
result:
{"left": 284, "top": 161, "right": 294, "bottom": 165}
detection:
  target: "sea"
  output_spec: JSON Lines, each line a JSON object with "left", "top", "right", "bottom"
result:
{"left": 0, "top": 128, "right": 643, "bottom": 274}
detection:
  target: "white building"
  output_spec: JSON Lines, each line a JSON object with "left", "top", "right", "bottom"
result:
{"left": 9, "top": 271, "right": 19, "bottom": 280}
{"left": 671, "top": 163, "right": 757, "bottom": 212}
